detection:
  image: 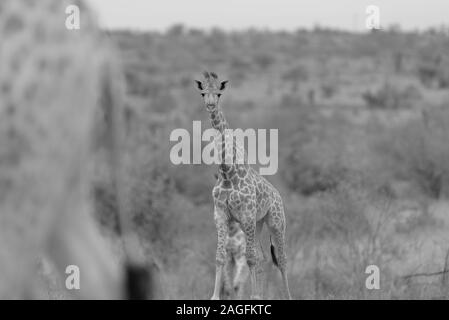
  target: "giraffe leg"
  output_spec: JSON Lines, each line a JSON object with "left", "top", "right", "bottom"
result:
{"left": 211, "top": 207, "right": 229, "bottom": 300}
{"left": 235, "top": 285, "right": 244, "bottom": 300}
{"left": 232, "top": 255, "right": 247, "bottom": 299}
{"left": 220, "top": 253, "right": 233, "bottom": 300}
{"left": 233, "top": 271, "right": 245, "bottom": 300}
{"left": 255, "top": 220, "right": 266, "bottom": 298}
{"left": 241, "top": 216, "right": 260, "bottom": 300}
{"left": 267, "top": 208, "right": 292, "bottom": 300}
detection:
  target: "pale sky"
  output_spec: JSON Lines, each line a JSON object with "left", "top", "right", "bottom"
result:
{"left": 87, "top": 0, "right": 448, "bottom": 32}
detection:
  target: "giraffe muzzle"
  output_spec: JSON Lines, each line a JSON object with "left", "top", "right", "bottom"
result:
{"left": 206, "top": 104, "right": 217, "bottom": 111}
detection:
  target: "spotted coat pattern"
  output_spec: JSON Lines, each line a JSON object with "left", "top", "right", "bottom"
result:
{"left": 196, "top": 71, "right": 292, "bottom": 299}
{"left": 0, "top": 0, "right": 126, "bottom": 298}
{"left": 220, "top": 221, "right": 248, "bottom": 299}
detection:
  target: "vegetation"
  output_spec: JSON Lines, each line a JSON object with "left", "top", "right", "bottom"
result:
{"left": 93, "top": 26, "right": 449, "bottom": 299}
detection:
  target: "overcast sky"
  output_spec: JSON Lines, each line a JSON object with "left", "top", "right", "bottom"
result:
{"left": 87, "top": 0, "right": 448, "bottom": 32}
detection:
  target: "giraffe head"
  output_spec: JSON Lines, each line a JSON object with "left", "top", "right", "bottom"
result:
{"left": 195, "top": 71, "right": 228, "bottom": 111}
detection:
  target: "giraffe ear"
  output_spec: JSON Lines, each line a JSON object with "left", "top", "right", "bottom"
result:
{"left": 220, "top": 80, "right": 228, "bottom": 90}
{"left": 195, "top": 80, "right": 203, "bottom": 90}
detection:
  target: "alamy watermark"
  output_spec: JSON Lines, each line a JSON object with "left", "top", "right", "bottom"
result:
{"left": 365, "top": 5, "right": 381, "bottom": 30}
{"left": 365, "top": 265, "right": 380, "bottom": 290}
{"left": 169, "top": 121, "right": 278, "bottom": 175}
{"left": 65, "top": 264, "right": 80, "bottom": 290}
{"left": 65, "top": 5, "right": 80, "bottom": 30}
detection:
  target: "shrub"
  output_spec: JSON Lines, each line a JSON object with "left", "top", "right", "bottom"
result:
{"left": 253, "top": 53, "right": 275, "bottom": 70}
{"left": 150, "top": 91, "right": 177, "bottom": 113}
{"left": 416, "top": 53, "right": 449, "bottom": 89}
{"left": 283, "top": 157, "right": 348, "bottom": 196}
{"left": 282, "top": 65, "right": 309, "bottom": 92}
{"left": 362, "top": 83, "right": 420, "bottom": 110}
{"left": 375, "top": 108, "right": 449, "bottom": 198}
{"left": 280, "top": 114, "right": 354, "bottom": 196}
{"left": 321, "top": 83, "right": 337, "bottom": 99}
{"left": 286, "top": 181, "right": 404, "bottom": 298}
{"left": 280, "top": 93, "right": 303, "bottom": 109}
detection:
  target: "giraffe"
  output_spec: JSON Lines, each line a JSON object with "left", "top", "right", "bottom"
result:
{"left": 195, "top": 71, "right": 292, "bottom": 299}
{"left": 220, "top": 220, "right": 249, "bottom": 299}
{"left": 0, "top": 0, "right": 151, "bottom": 299}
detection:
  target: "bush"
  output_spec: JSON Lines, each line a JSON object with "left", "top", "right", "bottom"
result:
{"left": 375, "top": 108, "right": 449, "bottom": 198}
{"left": 280, "top": 113, "right": 354, "bottom": 196}
{"left": 282, "top": 65, "right": 309, "bottom": 92}
{"left": 362, "top": 83, "right": 421, "bottom": 110}
{"left": 283, "top": 156, "right": 348, "bottom": 196}
{"left": 286, "top": 181, "right": 404, "bottom": 298}
{"left": 416, "top": 53, "right": 449, "bottom": 89}
{"left": 253, "top": 53, "right": 275, "bottom": 70}
{"left": 321, "top": 83, "right": 337, "bottom": 99}
{"left": 150, "top": 91, "right": 177, "bottom": 113}
{"left": 280, "top": 93, "right": 304, "bottom": 109}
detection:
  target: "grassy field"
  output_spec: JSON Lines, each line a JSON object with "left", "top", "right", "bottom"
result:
{"left": 88, "top": 26, "right": 449, "bottom": 299}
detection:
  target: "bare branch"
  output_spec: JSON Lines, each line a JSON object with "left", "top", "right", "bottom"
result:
{"left": 402, "top": 269, "right": 449, "bottom": 280}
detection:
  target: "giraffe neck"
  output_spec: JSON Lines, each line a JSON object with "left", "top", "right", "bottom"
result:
{"left": 208, "top": 104, "right": 228, "bottom": 133}
{"left": 208, "top": 105, "right": 249, "bottom": 181}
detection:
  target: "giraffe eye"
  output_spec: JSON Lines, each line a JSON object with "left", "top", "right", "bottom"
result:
{"left": 201, "top": 93, "right": 205, "bottom": 97}
{"left": 217, "top": 93, "right": 222, "bottom": 98}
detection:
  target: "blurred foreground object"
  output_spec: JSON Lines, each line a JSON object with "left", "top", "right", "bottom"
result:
{"left": 0, "top": 0, "right": 152, "bottom": 299}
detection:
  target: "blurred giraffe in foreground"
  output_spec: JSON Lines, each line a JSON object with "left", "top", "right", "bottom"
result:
{"left": 0, "top": 0, "right": 152, "bottom": 299}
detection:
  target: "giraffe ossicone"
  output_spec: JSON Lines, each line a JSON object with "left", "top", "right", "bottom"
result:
{"left": 195, "top": 71, "right": 292, "bottom": 300}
